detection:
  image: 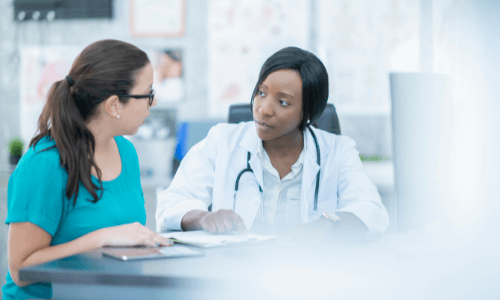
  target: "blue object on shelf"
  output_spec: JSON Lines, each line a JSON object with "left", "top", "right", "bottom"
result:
{"left": 175, "top": 122, "right": 189, "bottom": 161}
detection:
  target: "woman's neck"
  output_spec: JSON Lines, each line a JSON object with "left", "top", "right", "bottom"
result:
{"left": 85, "top": 119, "right": 122, "bottom": 181}
{"left": 86, "top": 119, "right": 115, "bottom": 154}
{"left": 263, "top": 129, "right": 304, "bottom": 157}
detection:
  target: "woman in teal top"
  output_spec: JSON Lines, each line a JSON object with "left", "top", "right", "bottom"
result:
{"left": 2, "top": 40, "right": 171, "bottom": 300}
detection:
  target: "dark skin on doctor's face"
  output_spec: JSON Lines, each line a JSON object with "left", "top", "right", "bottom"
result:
{"left": 253, "top": 69, "right": 305, "bottom": 179}
{"left": 253, "top": 69, "right": 303, "bottom": 145}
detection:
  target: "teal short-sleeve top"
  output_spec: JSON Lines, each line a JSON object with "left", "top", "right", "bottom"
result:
{"left": 2, "top": 136, "right": 146, "bottom": 300}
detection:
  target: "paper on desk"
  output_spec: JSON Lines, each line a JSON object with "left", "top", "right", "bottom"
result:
{"left": 161, "top": 230, "right": 275, "bottom": 248}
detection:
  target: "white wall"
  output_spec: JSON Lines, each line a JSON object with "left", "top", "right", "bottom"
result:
{"left": 0, "top": 0, "right": 404, "bottom": 165}
{"left": 0, "top": 0, "right": 209, "bottom": 167}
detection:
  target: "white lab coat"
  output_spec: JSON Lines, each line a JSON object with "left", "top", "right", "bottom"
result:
{"left": 156, "top": 121, "right": 389, "bottom": 234}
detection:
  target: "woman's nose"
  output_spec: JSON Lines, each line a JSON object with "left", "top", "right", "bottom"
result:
{"left": 259, "top": 99, "right": 274, "bottom": 116}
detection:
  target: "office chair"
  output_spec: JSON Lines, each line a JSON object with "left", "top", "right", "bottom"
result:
{"left": 228, "top": 103, "right": 341, "bottom": 135}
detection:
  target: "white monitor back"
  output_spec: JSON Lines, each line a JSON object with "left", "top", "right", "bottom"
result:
{"left": 390, "top": 73, "right": 453, "bottom": 233}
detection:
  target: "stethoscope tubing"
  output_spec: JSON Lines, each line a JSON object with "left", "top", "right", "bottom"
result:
{"left": 233, "top": 152, "right": 262, "bottom": 210}
{"left": 233, "top": 124, "right": 321, "bottom": 213}
{"left": 307, "top": 126, "right": 321, "bottom": 211}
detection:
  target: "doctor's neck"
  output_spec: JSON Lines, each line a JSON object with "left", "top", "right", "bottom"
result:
{"left": 262, "top": 128, "right": 304, "bottom": 157}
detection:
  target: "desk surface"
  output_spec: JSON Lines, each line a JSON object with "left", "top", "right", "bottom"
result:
{"left": 19, "top": 235, "right": 500, "bottom": 300}
{"left": 21, "top": 240, "right": 384, "bottom": 286}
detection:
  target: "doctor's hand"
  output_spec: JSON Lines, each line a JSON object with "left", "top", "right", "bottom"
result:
{"left": 182, "top": 209, "right": 247, "bottom": 234}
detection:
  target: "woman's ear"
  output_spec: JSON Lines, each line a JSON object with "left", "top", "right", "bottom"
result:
{"left": 102, "top": 95, "right": 122, "bottom": 119}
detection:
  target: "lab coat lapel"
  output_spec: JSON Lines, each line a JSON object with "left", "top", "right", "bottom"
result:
{"left": 238, "top": 126, "right": 264, "bottom": 189}
{"left": 300, "top": 128, "right": 321, "bottom": 223}
{"left": 237, "top": 146, "right": 263, "bottom": 229}
{"left": 248, "top": 155, "right": 264, "bottom": 189}
{"left": 235, "top": 125, "right": 264, "bottom": 228}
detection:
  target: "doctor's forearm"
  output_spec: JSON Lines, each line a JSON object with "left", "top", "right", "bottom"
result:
{"left": 181, "top": 210, "right": 209, "bottom": 231}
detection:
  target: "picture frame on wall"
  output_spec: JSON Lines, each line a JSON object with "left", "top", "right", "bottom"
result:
{"left": 148, "top": 49, "right": 184, "bottom": 105}
{"left": 130, "top": 0, "right": 185, "bottom": 37}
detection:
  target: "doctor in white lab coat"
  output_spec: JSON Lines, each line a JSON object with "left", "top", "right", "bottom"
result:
{"left": 156, "top": 47, "right": 389, "bottom": 235}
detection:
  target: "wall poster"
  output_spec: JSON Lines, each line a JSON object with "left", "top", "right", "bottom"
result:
{"left": 130, "top": 0, "right": 185, "bottom": 37}
{"left": 208, "top": 0, "right": 310, "bottom": 118}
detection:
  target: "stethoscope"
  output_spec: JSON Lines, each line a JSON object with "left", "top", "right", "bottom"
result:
{"left": 233, "top": 124, "right": 321, "bottom": 228}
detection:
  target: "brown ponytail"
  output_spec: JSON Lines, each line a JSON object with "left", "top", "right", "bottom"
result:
{"left": 30, "top": 40, "right": 150, "bottom": 205}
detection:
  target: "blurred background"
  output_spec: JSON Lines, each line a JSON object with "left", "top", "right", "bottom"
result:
{"left": 0, "top": 0, "right": 499, "bottom": 296}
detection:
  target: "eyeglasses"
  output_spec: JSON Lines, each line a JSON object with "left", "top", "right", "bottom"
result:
{"left": 120, "top": 89, "right": 155, "bottom": 106}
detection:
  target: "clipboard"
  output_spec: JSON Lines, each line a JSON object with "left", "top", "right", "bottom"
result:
{"left": 102, "top": 245, "right": 203, "bottom": 261}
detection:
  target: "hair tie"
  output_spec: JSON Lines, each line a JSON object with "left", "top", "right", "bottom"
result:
{"left": 65, "top": 76, "right": 74, "bottom": 87}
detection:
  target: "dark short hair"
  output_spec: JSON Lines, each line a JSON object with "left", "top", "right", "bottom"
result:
{"left": 251, "top": 47, "right": 329, "bottom": 131}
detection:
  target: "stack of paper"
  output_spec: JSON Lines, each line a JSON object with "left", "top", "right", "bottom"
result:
{"left": 161, "top": 230, "right": 275, "bottom": 248}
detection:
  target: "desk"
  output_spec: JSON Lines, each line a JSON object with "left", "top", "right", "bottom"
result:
{"left": 19, "top": 235, "right": 500, "bottom": 300}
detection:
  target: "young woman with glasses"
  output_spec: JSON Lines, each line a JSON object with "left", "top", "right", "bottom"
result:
{"left": 3, "top": 39, "right": 171, "bottom": 300}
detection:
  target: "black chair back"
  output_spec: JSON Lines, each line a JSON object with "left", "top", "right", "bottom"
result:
{"left": 228, "top": 103, "right": 341, "bottom": 135}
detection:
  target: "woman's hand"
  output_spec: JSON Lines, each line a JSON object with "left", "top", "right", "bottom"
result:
{"left": 181, "top": 209, "right": 247, "bottom": 234}
{"left": 8, "top": 221, "right": 171, "bottom": 287}
{"left": 96, "top": 222, "right": 173, "bottom": 247}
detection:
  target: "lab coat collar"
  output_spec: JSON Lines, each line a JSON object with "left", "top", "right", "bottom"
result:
{"left": 239, "top": 125, "right": 264, "bottom": 188}
{"left": 304, "top": 125, "right": 332, "bottom": 161}
{"left": 239, "top": 123, "right": 260, "bottom": 154}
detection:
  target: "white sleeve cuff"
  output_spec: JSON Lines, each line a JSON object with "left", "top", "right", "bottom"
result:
{"left": 160, "top": 199, "right": 208, "bottom": 232}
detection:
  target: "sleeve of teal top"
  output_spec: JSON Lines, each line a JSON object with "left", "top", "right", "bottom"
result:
{"left": 6, "top": 148, "right": 65, "bottom": 237}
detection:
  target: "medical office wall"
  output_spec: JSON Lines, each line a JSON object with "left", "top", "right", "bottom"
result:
{"left": 0, "top": 0, "right": 208, "bottom": 168}
{"left": 0, "top": 0, "right": 424, "bottom": 169}
{"left": 208, "top": 0, "right": 420, "bottom": 118}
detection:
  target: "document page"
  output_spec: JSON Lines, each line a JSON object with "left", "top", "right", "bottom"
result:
{"left": 161, "top": 230, "right": 275, "bottom": 248}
